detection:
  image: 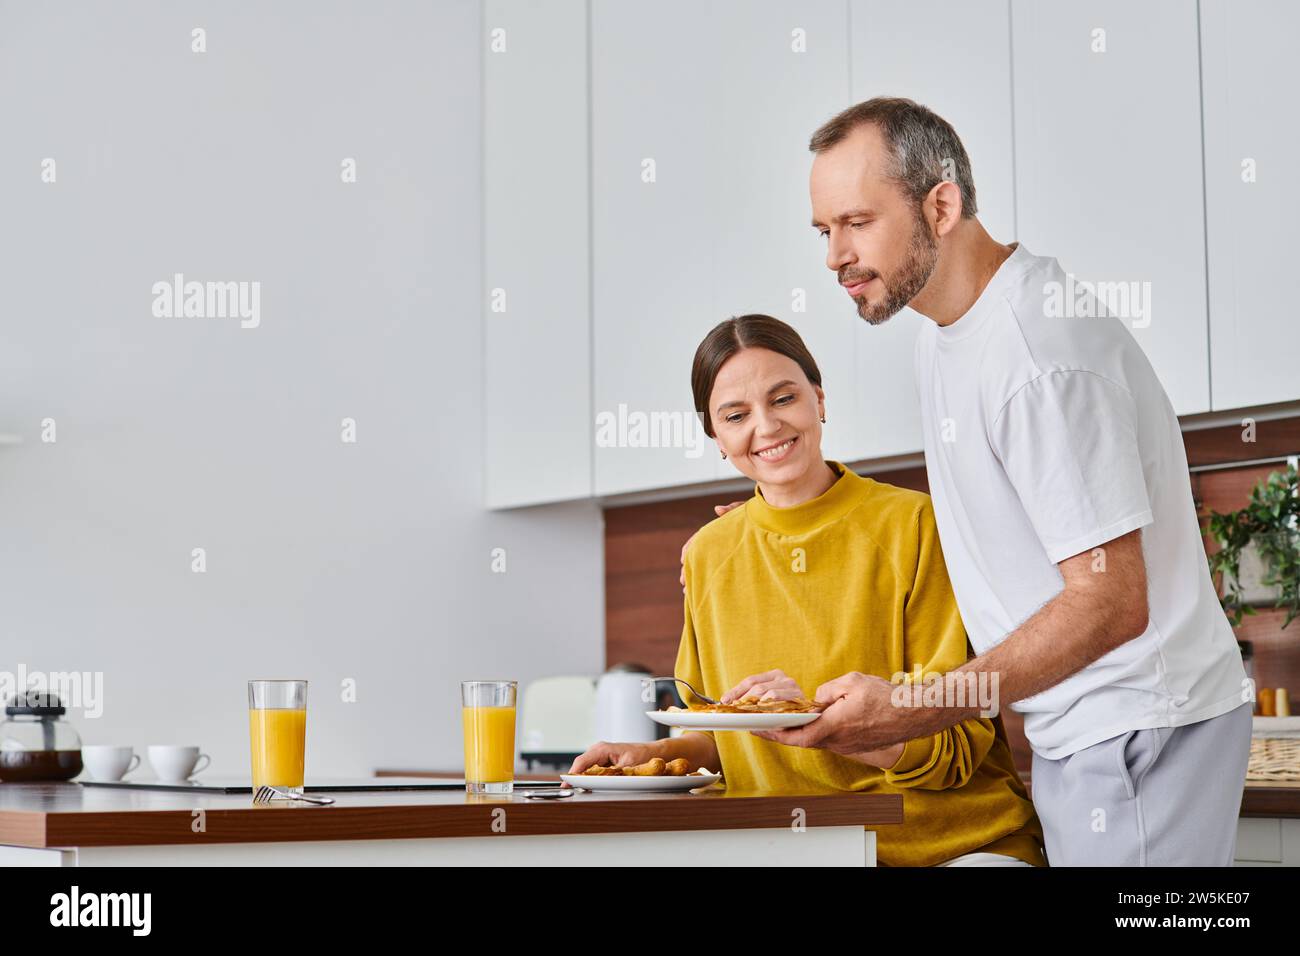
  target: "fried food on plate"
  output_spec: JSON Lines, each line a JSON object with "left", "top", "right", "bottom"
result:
{"left": 580, "top": 756, "right": 711, "bottom": 777}
{"left": 665, "top": 694, "right": 822, "bottom": 714}
{"left": 580, "top": 765, "right": 625, "bottom": 776}
{"left": 626, "top": 757, "right": 666, "bottom": 776}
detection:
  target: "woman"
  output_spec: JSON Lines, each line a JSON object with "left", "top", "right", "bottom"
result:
{"left": 571, "top": 314, "right": 1044, "bottom": 867}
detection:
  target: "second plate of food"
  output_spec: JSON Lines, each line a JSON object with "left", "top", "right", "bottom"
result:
{"left": 560, "top": 771, "right": 721, "bottom": 792}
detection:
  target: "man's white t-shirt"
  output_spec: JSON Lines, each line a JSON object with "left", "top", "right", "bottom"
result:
{"left": 914, "top": 242, "right": 1247, "bottom": 759}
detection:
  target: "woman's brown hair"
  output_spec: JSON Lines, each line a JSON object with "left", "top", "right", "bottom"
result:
{"left": 691, "top": 314, "right": 823, "bottom": 438}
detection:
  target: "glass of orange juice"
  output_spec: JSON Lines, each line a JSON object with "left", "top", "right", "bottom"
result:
{"left": 248, "top": 679, "right": 308, "bottom": 795}
{"left": 461, "top": 680, "right": 517, "bottom": 794}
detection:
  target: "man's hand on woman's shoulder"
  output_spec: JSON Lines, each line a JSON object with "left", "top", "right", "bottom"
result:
{"left": 679, "top": 501, "right": 747, "bottom": 591}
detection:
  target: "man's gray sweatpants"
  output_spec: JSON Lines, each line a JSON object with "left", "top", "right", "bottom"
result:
{"left": 1030, "top": 702, "right": 1252, "bottom": 866}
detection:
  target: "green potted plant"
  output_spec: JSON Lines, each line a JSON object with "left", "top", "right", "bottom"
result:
{"left": 1207, "top": 463, "right": 1300, "bottom": 629}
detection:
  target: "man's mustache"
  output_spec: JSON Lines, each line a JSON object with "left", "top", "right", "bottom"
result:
{"left": 840, "top": 269, "right": 880, "bottom": 284}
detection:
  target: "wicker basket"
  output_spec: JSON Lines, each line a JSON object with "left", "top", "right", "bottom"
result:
{"left": 1248, "top": 717, "right": 1300, "bottom": 782}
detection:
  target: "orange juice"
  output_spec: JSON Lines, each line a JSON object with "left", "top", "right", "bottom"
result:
{"left": 249, "top": 707, "right": 306, "bottom": 788}
{"left": 462, "top": 705, "right": 516, "bottom": 783}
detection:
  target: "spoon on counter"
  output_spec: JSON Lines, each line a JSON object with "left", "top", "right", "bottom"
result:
{"left": 523, "top": 788, "right": 575, "bottom": 800}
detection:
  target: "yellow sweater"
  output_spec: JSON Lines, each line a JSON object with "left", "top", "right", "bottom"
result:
{"left": 676, "top": 461, "right": 1045, "bottom": 867}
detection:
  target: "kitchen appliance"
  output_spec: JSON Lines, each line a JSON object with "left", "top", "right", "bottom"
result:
{"left": 594, "top": 664, "right": 657, "bottom": 744}
{"left": 517, "top": 669, "right": 684, "bottom": 771}
{"left": 518, "top": 675, "right": 595, "bottom": 770}
{"left": 0, "top": 691, "right": 83, "bottom": 782}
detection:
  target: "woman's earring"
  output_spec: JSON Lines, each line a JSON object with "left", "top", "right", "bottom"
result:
{"left": 720, "top": 450, "right": 727, "bottom": 460}
{"left": 820, "top": 415, "right": 826, "bottom": 423}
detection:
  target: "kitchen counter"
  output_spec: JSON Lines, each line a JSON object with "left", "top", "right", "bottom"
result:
{"left": 379, "top": 769, "right": 1300, "bottom": 819}
{"left": 1239, "top": 782, "right": 1300, "bottom": 819}
{"left": 0, "top": 780, "right": 901, "bottom": 866}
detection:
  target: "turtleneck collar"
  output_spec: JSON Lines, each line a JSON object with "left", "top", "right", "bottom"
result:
{"left": 745, "top": 460, "right": 868, "bottom": 535}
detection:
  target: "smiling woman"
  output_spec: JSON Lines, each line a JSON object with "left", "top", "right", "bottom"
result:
{"left": 568, "top": 313, "right": 1045, "bottom": 866}
{"left": 689, "top": 314, "right": 837, "bottom": 508}
{"left": 668, "top": 313, "right": 1046, "bottom": 867}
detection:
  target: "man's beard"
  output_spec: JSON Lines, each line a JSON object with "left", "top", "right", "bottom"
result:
{"left": 847, "top": 212, "right": 939, "bottom": 326}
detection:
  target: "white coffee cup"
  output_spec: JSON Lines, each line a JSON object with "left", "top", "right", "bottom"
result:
{"left": 82, "top": 745, "right": 141, "bottom": 782}
{"left": 147, "top": 745, "right": 211, "bottom": 782}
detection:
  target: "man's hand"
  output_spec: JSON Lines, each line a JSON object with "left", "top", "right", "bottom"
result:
{"left": 680, "top": 501, "right": 746, "bottom": 590}
{"left": 751, "top": 672, "right": 916, "bottom": 758}
{"left": 722, "top": 669, "right": 902, "bottom": 765}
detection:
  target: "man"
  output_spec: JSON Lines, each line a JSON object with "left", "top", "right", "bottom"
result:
{"left": 684, "top": 97, "right": 1251, "bottom": 866}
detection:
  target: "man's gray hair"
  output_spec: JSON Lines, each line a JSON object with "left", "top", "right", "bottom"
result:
{"left": 809, "top": 97, "right": 977, "bottom": 218}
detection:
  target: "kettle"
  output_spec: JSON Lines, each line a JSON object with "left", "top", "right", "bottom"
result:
{"left": 0, "top": 691, "right": 84, "bottom": 782}
{"left": 594, "top": 664, "right": 658, "bottom": 743}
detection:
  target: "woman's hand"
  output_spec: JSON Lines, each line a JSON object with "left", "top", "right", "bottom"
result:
{"left": 720, "top": 668, "right": 808, "bottom": 704}
{"left": 561, "top": 741, "right": 669, "bottom": 787}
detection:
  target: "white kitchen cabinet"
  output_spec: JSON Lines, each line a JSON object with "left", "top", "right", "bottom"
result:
{"left": 848, "top": 0, "right": 1017, "bottom": 461}
{"left": 1201, "top": 0, "right": 1300, "bottom": 411}
{"left": 705, "top": 0, "right": 855, "bottom": 479}
{"left": 484, "top": 0, "right": 592, "bottom": 508}
{"left": 590, "top": 0, "right": 724, "bottom": 495}
{"left": 489, "top": 0, "right": 1245, "bottom": 507}
{"left": 592, "top": 0, "right": 859, "bottom": 495}
{"left": 1011, "top": 0, "right": 1210, "bottom": 415}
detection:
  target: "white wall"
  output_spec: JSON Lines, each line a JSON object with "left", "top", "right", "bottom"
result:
{"left": 0, "top": 0, "right": 605, "bottom": 777}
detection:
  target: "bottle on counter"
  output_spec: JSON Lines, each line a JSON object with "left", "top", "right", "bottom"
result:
{"left": 1259, "top": 688, "right": 1277, "bottom": 717}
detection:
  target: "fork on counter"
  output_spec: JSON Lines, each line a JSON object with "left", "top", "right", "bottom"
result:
{"left": 252, "top": 785, "right": 335, "bottom": 806}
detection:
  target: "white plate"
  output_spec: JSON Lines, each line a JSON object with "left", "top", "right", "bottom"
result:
{"left": 647, "top": 710, "right": 822, "bottom": 731}
{"left": 560, "top": 772, "right": 721, "bottom": 792}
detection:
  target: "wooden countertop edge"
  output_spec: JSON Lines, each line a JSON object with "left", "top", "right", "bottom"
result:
{"left": 379, "top": 769, "right": 1300, "bottom": 820}
{"left": 1240, "top": 786, "right": 1300, "bottom": 818}
{"left": 0, "top": 793, "right": 903, "bottom": 849}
